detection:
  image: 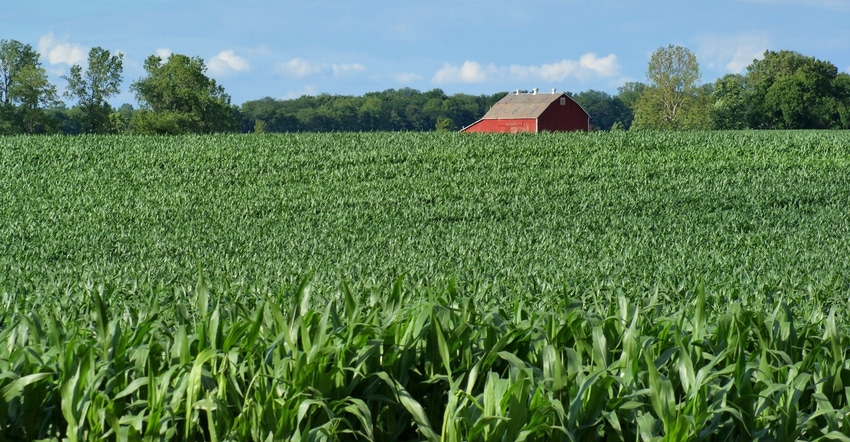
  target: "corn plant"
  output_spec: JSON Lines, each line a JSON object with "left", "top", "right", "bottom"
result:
{"left": 2, "top": 131, "right": 850, "bottom": 439}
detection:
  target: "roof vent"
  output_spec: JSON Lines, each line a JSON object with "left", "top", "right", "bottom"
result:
{"left": 515, "top": 89, "right": 520, "bottom": 95}
{"left": 532, "top": 88, "right": 538, "bottom": 95}
{"left": 552, "top": 88, "right": 556, "bottom": 94}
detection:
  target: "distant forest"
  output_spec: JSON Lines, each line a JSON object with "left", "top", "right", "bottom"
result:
{"left": 239, "top": 88, "right": 635, "bottom": 133}
{"left": 2, "top": 37, "right": 848, "bottom": 135}
{"left": 241, "top": 88, "right": 508, "bottom": 133}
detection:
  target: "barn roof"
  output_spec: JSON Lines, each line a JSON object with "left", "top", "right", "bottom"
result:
{"left": 480, "top": 92, "right": 581, "bottom": 119}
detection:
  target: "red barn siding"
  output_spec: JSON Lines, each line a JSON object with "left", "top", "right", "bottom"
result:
{"left": 462, "top": 118, "right": 536, "bottom": 133}
{"left": 537, "top": 97, "right": 589, "bottom": 132}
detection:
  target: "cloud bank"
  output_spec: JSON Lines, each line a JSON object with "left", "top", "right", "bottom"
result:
{"left": 431, "top": 53, "right": 622, "bottom": 85}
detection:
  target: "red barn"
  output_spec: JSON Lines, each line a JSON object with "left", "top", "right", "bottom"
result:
{"left": 461, "top": 90, "right": 590, "bottom": 133}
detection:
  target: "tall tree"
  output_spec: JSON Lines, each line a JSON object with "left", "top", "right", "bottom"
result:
{"left": 63, "top": 47, "right": 123, "bottom": 133}
{"left": 0, "top": 39, "right": 57, "bottom": 134}
{"left": 12, "top": 64, "right": 59, "bottom": 133}
{"left": 632, "top": 45, "right": 705, "bottom": 130}
{"left": 745, "top": 50, "right": 846, "bottom": 129}
{"left": 131, "top": 53, "right": 239, "bottom": 134}
{"left": 0, "top": 40, "right": 39, "bottom": 106}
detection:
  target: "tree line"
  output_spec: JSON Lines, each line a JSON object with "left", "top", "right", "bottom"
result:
{"left": 630, "top": 45, "right": 850, "bottom": 130}
{"left": 2, "top": 38, "right": 849, "bottom": 135}
{"left": 1, "top": 39, "right": 239, "bottom": 135}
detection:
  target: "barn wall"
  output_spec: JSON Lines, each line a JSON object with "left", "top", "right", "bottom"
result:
{"left": 462, "top": 118, "right": 537, "bottom": 133}
{"left": 537, "top": 98, "right": 589, "bottom": 132}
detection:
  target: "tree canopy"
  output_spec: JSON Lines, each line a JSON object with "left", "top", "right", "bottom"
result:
{"left": 571, "top": 90, "right": 633, "bottom": 130}
{"left": 63, "top": 47, "right": 123, "bottom": 134}
{"left": 632, "top": 45, "right": 708, "bottom": 130}
{"left": 130, "top": 54, "right": 240, "bottom": 134}
{"left": 239, "top": 88, "right": 506, "bottom": 133}
{"left": 745, "top": 50, "right": 849, "bottom": 129}
{"left": 0, "top": 39, "right": 57, "bottom": 134}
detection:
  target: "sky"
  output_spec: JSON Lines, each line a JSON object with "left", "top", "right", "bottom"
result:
{"left": 4, "top": 0, "right": 850, "bottom": 107}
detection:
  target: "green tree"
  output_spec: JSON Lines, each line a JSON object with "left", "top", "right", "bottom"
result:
{"left": 632, "top": 45, "right": 704, "bottom": 130}
{"left": 46, "top": 103, "right": 83, "bottom": 134}
{"left": 435, "top": 116, "right": 453, "bottom": 131}
{"left": 0, "top": 39, "right": 58, "bottom": 134}
{"left": 745, "top": 50, "right": 844, "bottom": 129}
{"left": 834, "top": 73, "right": 850, "bottom": 128}
{"left": 709, "top": 74, "right": 748, "bottom": 129}
{"left": 63, "top": 47, "right": 123, "bottom": 133}
{"left": 572, "top": 90, "right": 632, "bottom": 131}
{"left": 12, "top": 64, "right": 59, "bottom": 133}
{"left": 131, "top": 53, "right": 239, "bottom": 134}
{"left": 1, "top": 40, "right": 39, "bottom": 106}
{"left": 616, "top": 82, "right": 646, "bottom": 111}
{"left": 108, "top": 103, "right": 135, "bottom": 133}
{"left": 238, "top": 88, "right": 504, "bottom": 132}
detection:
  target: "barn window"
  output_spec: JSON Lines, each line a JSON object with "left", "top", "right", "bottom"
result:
{"left": 560, "top": 97, "right": 566, "bottom": 105}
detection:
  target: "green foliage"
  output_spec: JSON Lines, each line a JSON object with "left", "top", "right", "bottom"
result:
{"left": 253, "top": 119, "right": 265, "bottom": 134}
{"left": 572, "top": 89, "right": 633, "bottom": 130}
{"left": 45, "top": 104, "right": 84, "bottom": 135}
{"left": 3, "top": 272, "right": 850, "bottom": 439}
{"left": 616, "top": 81, "right": 647, "bottom": 111}
{"left": 131, "top": 54, "right": 240, "bottom": 134}
{"left": 239, "top": 88, "right": 505, "bottom": 132}
{"left": 633, "top": 45, "right": 709, "bottom": 130}
{"left": 0, "top": 39, "right": 58, "bottom": 134}
{"left": 836, "top": 73, "right": 850, "bottom": 127}
{"left": 62, "top": 47, "right": 124, "bottom": 134}
{"left": 0, "top": 39, "right": 40, "bottom": 106}
{"left": 2, "top": 131, "right": 850, "bottom": 438}
{"left": 2, "top": 131, "right": 850, "bottom": 293}
{"left": 435, "top": 116, "right": 453, "bottom": 131}
{"left": 710, "top": 74, "right": 748, "bottom": 129}
{"left": 106, "top": 103, "right": 135, "bottom": 134}
{"left": 711, "top": 50, "right": 850, "bottom": 130}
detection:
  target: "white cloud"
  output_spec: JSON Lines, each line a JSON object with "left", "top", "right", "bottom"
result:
{"left": 432, "top": 54, "right": 621, "bottom": 85}
{"left": 432, "top": 61, "right": 494, "bottom": 84}
{"left": 578, "top": 53, "right": 621, "bottom": 78}
{"left": 279, "top": 58, "right": 325, "bottom": 78}
{"left": 277, "top": 58, "right": 367, "bottom": 78}
{"left": 508, "top": 62, "right": 568, "bottom": 82}
{"left": 696, "top": 33, "right": 768, "bottom": 74}
{"left": 156, "top": 48, "right": 173, "bottom": 59}
{"left": 38, "top": 33, "right": 87, "bottom": 65}
{"left": 208, "top": 50, "right": 250, "bottom": 75}
{"left": 332, "top": 63, "right": 366, "bottom": 76}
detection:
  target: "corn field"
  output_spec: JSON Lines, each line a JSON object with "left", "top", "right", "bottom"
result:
{"left": 2, "top": 131, "right": 850, "bottom": 440}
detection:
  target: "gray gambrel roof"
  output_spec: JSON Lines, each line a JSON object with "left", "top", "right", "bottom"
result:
{"left": 480, "top": 93, "right": 580, "bottom": 119}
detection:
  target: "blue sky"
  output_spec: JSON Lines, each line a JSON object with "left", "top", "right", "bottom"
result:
{"left": 4, "top": 0, "right": 850, "bottom": 106}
